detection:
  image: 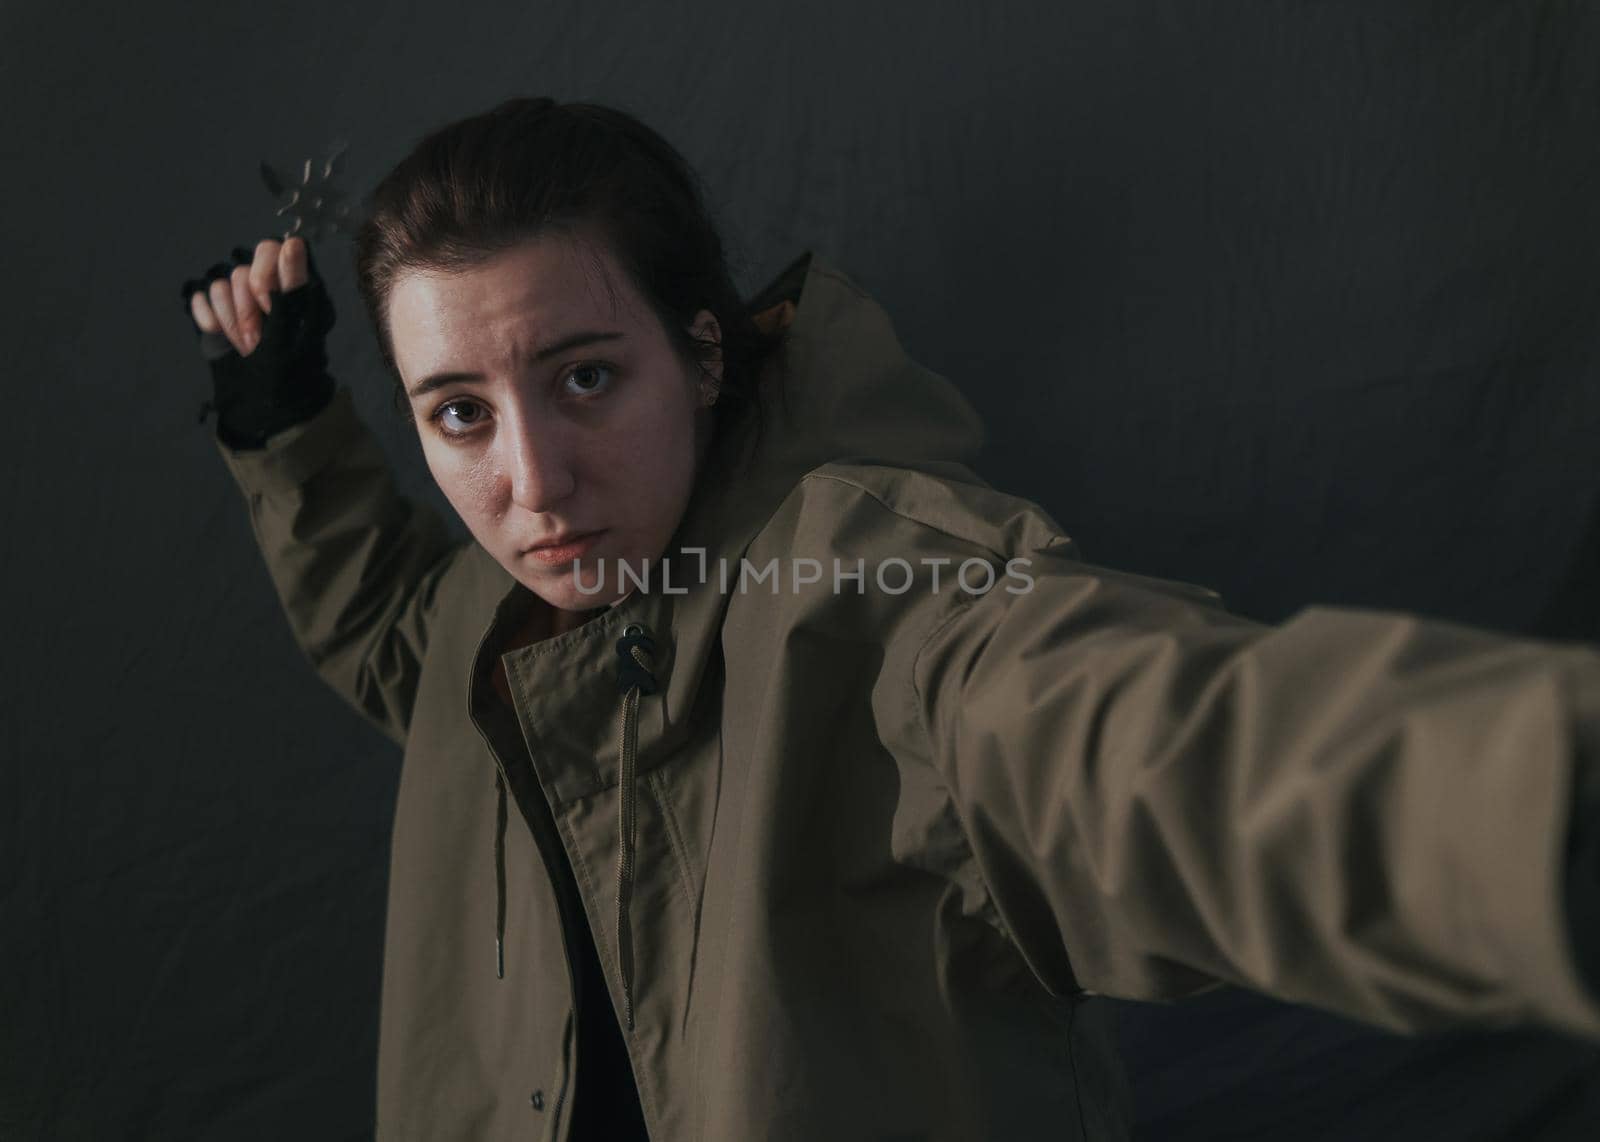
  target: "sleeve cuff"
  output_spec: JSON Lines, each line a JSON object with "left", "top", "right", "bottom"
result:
{"left": 210, "top": 384, "right": 370, "bottom": 493}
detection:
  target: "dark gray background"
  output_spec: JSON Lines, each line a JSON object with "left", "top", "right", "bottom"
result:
{"left": 7, "top": 0, "right": 1600, "bottom": 1137}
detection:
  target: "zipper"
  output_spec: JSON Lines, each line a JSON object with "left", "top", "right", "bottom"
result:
{"left": 613, "top": 622, "right": 658, "bottom": 1032}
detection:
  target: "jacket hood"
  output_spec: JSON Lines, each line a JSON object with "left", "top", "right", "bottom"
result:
{"left": 693, "top": 249, "right": 988, "bottom": 552}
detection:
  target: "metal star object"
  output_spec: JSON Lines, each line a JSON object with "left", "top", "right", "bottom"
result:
{"left": 260, "top": 138, "right": 358, "bottom": 242}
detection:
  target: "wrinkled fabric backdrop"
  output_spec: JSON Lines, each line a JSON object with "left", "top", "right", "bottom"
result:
{"left": 7, "top": 1, "right": 1600, "bottom": 1138}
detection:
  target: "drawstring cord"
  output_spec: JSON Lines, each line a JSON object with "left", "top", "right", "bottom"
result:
{"left": 614, "top": 624, "right": 658, "bottom": 1031}
{"left": 494, "top": 769, "right": 508, "bottom": 979}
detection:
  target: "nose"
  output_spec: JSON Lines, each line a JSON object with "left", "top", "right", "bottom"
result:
{"left": 504, "top": 413, "right": 576, "bottom": 513}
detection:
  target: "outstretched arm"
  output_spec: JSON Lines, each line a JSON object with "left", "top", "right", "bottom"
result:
{"left": 911, "top": 546, "right": 1600, "bottom": 1039}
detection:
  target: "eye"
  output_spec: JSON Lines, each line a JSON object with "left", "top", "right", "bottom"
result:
{"left": 431, "top": 398, "right": 485, "bottom": 438}
{"left": 563, "top": 362, "right": 615, "bottom": 398}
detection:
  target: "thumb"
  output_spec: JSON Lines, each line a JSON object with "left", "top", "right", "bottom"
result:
{"left": 283, "top": 237, "right": 326, "bottom": 291}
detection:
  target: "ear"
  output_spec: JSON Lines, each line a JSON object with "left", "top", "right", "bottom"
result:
{"left": 689, "top": 308, "right": 723, "bottom": 383}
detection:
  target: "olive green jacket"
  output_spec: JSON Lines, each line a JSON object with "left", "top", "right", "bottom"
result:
{"left": 213, "top": 251, "right": 1600, "bottom": 1141}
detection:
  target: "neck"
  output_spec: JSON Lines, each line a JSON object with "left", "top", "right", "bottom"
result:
{"left": 548, "top": 603, "right": 593, "bottom": 638}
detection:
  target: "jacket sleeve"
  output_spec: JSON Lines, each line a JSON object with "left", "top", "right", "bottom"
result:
{"left": 909, "top": 543, "right": 1600, "bottom": 1039}
{"left": 211, "top": 384, "right": 468, "bottom": 749}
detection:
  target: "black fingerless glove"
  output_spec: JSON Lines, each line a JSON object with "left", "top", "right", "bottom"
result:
{"left": 181, "top": 243, "right": 339, "bottom": 451}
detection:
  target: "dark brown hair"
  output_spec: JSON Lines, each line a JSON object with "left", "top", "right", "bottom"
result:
{"left": 354, "top": 96, "right": 787, "bottom": 461}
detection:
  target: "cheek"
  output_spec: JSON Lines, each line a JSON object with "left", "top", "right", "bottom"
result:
{"left": 422, "top": 442, "right": 501, "bottom": 517}
{"left": 629, "top": 427, "right": 699, "bottom": 515}
{"left": 604, "top": 391, "right": 699, "bottom": 502}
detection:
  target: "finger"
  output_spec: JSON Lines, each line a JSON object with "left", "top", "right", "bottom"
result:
{"left": 280, "top": 236, "right": 309, "bottom": 292}
{"left": 180, "top": 277, "right": 213, "bottom": 320}
{"left": 188, "top": 261, "right": 233, "bottom": 324}
{"left": 208, "top": 277, "right": 241, "bottom": 352}
{"left": 246, "top": 239, "right": 281, "bottom": 313}
{"left": 189, "top": 290, "right": 222, "bottom": 334}
{"left": 230, "top": 265, "right": 262, "bottom": 353}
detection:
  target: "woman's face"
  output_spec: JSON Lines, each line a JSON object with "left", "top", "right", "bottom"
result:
{"left": 387, "top": 232, "right": 721, "bottom": 612}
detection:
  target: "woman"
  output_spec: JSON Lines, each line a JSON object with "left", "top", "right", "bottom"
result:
{"left": 184, "top": 97, "right": 1600, "bottom": 1141}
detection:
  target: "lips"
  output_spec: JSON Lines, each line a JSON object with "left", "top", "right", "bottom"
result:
{"left": 522, "top": 530, "right": 606, "bottom": 565}
{"left": 524, "top": 530, "right": 600, "bottom": 553}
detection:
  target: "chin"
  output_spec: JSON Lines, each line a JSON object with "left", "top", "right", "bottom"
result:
{"left": 551, "top": 584, "right": 627, "bottom": 612}
{"left": 515, "top": 567, "right": 626, "bottom": 613}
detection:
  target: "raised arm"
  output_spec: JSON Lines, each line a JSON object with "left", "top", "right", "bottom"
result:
{"left": 909, "top": 544, "right": 1600, "bottom": 1039}
{"left": 211, "top": 387, "right": 466, "bottom": 748}
{"left": 187, "top": 237, "right": 466, "bottom": 748}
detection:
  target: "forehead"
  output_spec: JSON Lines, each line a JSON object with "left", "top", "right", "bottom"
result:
{"left": 387, "top": 232, "right": 650, "bottom": 374}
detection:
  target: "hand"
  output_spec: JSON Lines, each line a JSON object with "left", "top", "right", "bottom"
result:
{"left": 179, "top": 236, "right": 338, "bottom": 448}
{"left": 181, "top": 237, "right": 315, "bottom": 356}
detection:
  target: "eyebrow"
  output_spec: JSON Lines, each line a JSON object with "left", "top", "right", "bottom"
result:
{"left": 405, "top": 330, "right": 626, "bottom": 400}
